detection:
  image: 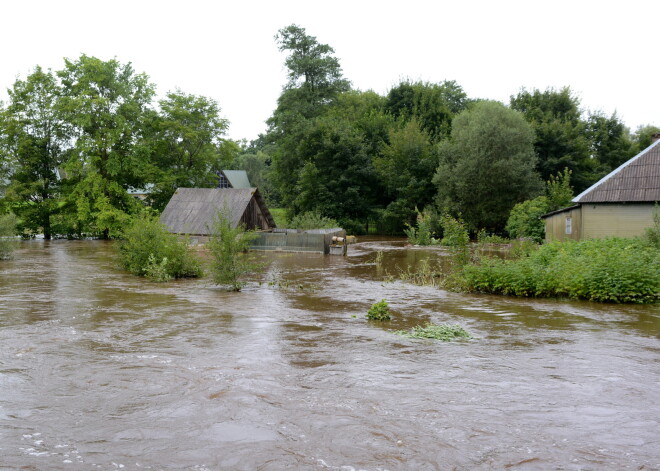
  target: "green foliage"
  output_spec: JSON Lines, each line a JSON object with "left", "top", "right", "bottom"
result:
{"left": 367, "top": 299, "right": 391, "bottom": 321}
{"left": 208, "top": 211, "right": 262, "bottom": 291}
{"left": 118, "top": 214, "right": 202, "bottom": 279}
{"left": 275, "top": 24, "right": 350, "bottom": 100}
{"left": 395, "top": 323, "right": 471, "bottom": 341}
{"left": 510, "top": 87, "right": 635, "bottom": 194}
{"left": 546, "top": 167, "right": 574, "bottom": 211}
{"left": 374, "top": 119, "right": 437, "bottom": 233}
{"left": 439, "top": 213, "right": 471, "bottom": 267}
{"left": 476, "top": 230, "right": 509, "bottom": 244}
{"left": 644, "top": 204, "right": 660, "bottom": 249}
{"left": 404, "top": 209, "right": 438, "bottom": 245}
{"left": 510, "top": 87, "right": 590, "bottom": 188}
{"left": 434, "top": 101, "right": 543, "bottom": 232}
{"left": 1, "top": 66, "right": 69, "bottom": 239}
{"left": 505, "top": 196, "right": 549, "bottom": 242}
{"left": 0, "top": 213, "right": 19, "bottom": 260}
{"left": 143, "top": 254, "right": 173, "bottom": 282}
{"left": 631, "top": 125, "right": 660, "bottom": 153}
{"left": 385, "top": 80, "right": 468, "bottom": 142}
{"left": 289, "top": 211, "right": 339, "bottom": 230}
{"left": 440, "top": 213, "right": 469, "bottom": 247}
{"left": 148, "top": 90, "right": 230, "bottom": 211}
{"left": 58, "top": 55, "right": 156, "bottom": 238}
{"left": 460, "top": 238, "right": 660, "bottom": 303}
{"left": 398, "top": 259, "right": 444, "bottom": 287}
{"left": 506, "top": 168, "right": 575, "bottom": 241}
{"left": 268, "top": 208, "right": 288, "bottom": 227}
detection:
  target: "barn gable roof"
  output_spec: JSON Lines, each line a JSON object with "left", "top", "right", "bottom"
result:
{"left": 573, "top": 139, "right": 660, "bottom": 203}
{"left": 160, "top": 188, "right": 274, "bottom": 235}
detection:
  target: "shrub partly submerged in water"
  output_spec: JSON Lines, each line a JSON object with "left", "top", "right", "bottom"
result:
{"left": 118, "top": 214, "right": 202, "bottom": 281}
{"left": 460, "top": 237, "right": 659, "bottom": 303}
{"left": 367, "top": 299, "right": 391, "bottom": 321}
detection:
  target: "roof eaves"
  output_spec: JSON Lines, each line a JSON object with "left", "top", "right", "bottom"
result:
{"left": 540, "top": 204, "right": 581, "bottom": 219}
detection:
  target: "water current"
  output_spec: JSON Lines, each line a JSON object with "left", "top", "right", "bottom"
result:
{"left": 0, "top": 239, "right": 658, "bottom": 470}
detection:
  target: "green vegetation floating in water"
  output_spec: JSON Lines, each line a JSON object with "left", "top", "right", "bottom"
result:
{"left": 367, "top": 299, "right": 391, "bottom": 321}
{"left": 395, "top": 323, "right": 471, "bottom": 341}
{"left": 461, "top": 237, "right": 660, "bottom": 304}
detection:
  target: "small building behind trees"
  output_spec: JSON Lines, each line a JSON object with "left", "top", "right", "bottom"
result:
{"left": 542, "top": 137, "right": 660, "bottom": 241}
{"left": 160, "top": 188, "right": 275, "bottom": 238}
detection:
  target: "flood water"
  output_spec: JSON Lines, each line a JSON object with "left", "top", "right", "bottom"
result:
{"left": 0, "top": 239, "right": 658, "bottom": 470}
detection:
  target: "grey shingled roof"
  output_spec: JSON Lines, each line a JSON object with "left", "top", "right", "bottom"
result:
{"left": 573, "top": 140, "right": 660, "bottom": 203}
{"left": 160, "top": 188, "right": 272, "bottom": 235}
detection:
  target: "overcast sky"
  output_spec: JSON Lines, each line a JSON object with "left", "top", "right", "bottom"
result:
{"left": 2, "top": 0, "right": 658, "bottom": 141}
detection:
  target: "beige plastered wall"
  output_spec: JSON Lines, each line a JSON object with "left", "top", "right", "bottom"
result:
{"left": 580, "top": 203, "right": 655, "bottom": 239}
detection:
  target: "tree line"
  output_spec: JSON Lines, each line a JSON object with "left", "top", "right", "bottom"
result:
{"left": 1, "top": 24, "right": 658, "bottom": 239}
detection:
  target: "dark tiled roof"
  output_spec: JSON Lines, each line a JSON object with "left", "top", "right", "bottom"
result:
{"left": 573, "top": 140, "right": 660, "bottom": 203}
{"left": 160, "top": 188, "right": 273, "bottom": 235}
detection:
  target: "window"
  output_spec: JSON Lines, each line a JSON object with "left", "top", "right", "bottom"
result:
{"left": 565, "top": 217, "right": 572, "bottom": 235}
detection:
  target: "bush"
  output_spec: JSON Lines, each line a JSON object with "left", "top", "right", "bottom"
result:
{"left": 208, "top": 211, "right": 262, "bottom": 291}
{"left": 404, "top": 209, "right": 438, "bottom": 246}
{"left": 644, "top": 204, "right": 660, "bottom": 249}
{"left": 117, "top": 214, "right": 202, "bottom": 280}
{"left": 0, "top": 213, "right": 19, "bottom": 260}
{"left": 440, "top": 213, "right": 470, "bottom": 266}
{"left": 367, "top": 299, "right": 391, "bottom": 321}
{"left": 338, "top": 218, "right": 366, "bottom": 235}
{"left": 289, "top": 211, "right": 339, "bottom": 230}
{"left": 505, "top": 196, "right": 549, "bottom": 242}
{"left": 476, "top": 229, "right": 510, "bottom": 244}
{"left": 460, "top": 238, "right": 660, "bottom": 303}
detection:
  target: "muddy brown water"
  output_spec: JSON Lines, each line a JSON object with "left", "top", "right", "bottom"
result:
{"left": 0, "top": 239, "right": 658, "bottom": 470}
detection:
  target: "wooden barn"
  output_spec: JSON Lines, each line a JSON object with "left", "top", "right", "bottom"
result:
{"left": 160, "top": 187, "right": 275, "bottom": 237}
{"left": 542, "top": 137, "right": 660, "bottom": 241}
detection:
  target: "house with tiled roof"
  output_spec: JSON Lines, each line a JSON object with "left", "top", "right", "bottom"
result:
{"left": 542, "top": 135, "right": 660, "bottom": 241}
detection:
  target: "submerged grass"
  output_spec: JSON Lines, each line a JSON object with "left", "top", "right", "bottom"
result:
{"left": 395, "top": 323, "right": 472, "bottom": 341}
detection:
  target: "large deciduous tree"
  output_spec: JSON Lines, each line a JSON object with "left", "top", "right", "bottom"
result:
{"left": 57, "top": 55, "right": 155, "bottom": 238}
{"left": 510, "top": 87, "right": 590, "bottom": 188}
{"left": 0, "top": 67, "right": 70, "bottom": 238}
{"left": 385, "top": 80, "right": 468, "bottom": 142}
{"left": 148, "top": 90, "right": 231, "bottom": 210}
{"left": 434, "top": 101, "right": 543, "bottom": 232}
{"left": 373, "top": 119, "right": 437, "bottom": 231}
{"left": 268, "top": 24, "right": 353, "bottom": 215}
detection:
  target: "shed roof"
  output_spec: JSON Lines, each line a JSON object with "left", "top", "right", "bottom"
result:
{"left": 160, "top": 187, "right": 274, "bottom": 235}
{"left": 573, "top": 140, "right": 660, "bottom": 203}
{"left": 221, "top": 170, "right": 251, "bottom": 189}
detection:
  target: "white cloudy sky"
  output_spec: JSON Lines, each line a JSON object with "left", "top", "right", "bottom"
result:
{"left": 2, "top": 0, "right": 658, "bottom": 141}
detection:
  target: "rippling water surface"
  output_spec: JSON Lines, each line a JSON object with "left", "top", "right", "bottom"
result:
{"left": 0, "top": 239, "right": 658, "bottom": 470}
